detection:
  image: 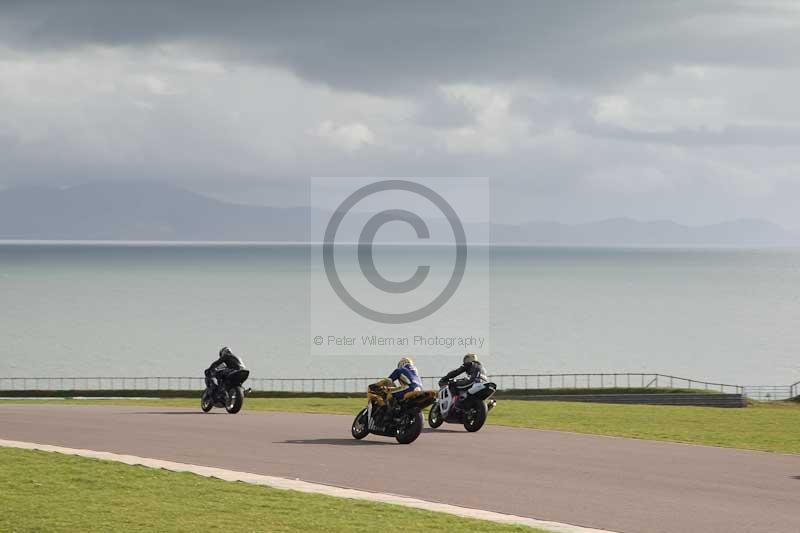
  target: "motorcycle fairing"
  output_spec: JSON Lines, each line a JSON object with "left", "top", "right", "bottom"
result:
{"left": 437, "top": 386, "right": 454, "bottom": 418}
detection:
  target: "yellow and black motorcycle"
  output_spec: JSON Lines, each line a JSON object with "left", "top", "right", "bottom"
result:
{"left": 351, "top": 379, "right": 436, "bottom": 444}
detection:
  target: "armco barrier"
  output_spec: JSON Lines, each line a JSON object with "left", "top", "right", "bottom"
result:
{"left": 502, "top": 393, "right": 747, "bottom": 407}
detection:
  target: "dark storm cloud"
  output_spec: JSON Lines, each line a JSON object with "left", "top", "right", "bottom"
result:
{"left": 2, "top": 1, "right": 798, "bottom": 93}
{"left": 2, "top": 1, "right": 800, "bottom": 228}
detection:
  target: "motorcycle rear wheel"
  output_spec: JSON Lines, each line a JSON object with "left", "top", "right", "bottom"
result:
{"left": 396, "top": 411, "right": 424, "bottom": 444}
{"left": 428, "top": 404, "right": 444, "bottom": 428}
{"left": 463, "top": 400, "right": 488, "bottom": 432}
{"left": 351, "top": 408, "right": 370, "bottom": 439}
{"left": 225, "top": 386, "right": 244, "bottom": 414}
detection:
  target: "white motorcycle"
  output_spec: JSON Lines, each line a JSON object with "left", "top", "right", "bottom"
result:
{"left": 428, "top": 380, "right": 497, "bottom": 432}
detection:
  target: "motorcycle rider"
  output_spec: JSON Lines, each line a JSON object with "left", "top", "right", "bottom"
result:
{"left": 205, "top": 346, "right": 248, "bottom": 394}
{"left": 439, "top": 353, "right": 496, "bottom": 410}
{"left": 385, "top": 357, "right": 424, "bottom": 410}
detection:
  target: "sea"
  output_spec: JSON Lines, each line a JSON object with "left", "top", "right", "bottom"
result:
{"left": 1, "top": 242, "right": 798, "bottom": 386}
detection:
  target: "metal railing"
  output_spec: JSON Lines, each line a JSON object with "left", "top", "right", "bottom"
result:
{"left": 741, "top": 385, "right": 795, "bottom": 402}
{"left": 488, "top": 373, "right": 744, "bottom": 394}
{"left": 0, "top": 373, "right": 745, "bottom": 395}
{"left": 789, "top": 381, "right": 800, "bottom": 400}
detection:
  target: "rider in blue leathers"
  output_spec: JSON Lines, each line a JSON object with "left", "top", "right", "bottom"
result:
{"left": 387, "top": 357, "right": 423, "bottom": 403}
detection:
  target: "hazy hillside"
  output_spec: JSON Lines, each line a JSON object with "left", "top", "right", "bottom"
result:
{"left": 0, "top": 183, "right": 310, "bottom": 241}
{"left": 1, "top": 183, "right": 797, "bottom": 245}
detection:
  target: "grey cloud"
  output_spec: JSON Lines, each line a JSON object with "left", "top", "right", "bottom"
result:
{"left": 2, "top": 1, "right": 800, "bottom": 229}
{"left": 413, "top": 89, "right": 475, "bottom": 129}
{"left": 510, "top": 89, "right": 800, "bottom": 147}
{"left": 3, "top": 1, "right": 799, "bottom": 93}
{"left": 510, "top": 91, "right": 592, "bottom": 134}
{"left": 580, "top": 121, "right": 800, "bottom": 146}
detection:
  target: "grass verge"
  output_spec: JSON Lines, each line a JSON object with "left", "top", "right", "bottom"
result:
{"left": 5, "top": 396, "right": 800, "bottom": 454}
{"left": 0, "top": 447, "right": 541, "bottom": 532}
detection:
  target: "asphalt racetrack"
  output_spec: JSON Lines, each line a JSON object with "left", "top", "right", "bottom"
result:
{"left": 1, "top": 404, "right": 799, "bottom": 533}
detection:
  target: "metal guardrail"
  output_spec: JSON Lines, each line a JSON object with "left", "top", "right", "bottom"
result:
{"left": 489, "top": 373, "right": 744, "bottom": 394}
{"left": 741, "top": 386, "right": 795, "bottom": 402}
{"left": 789, "top": 381, "right": 799, "bottom": 399}
{"left": 0, "top": 373, "right": 746, "bottom": 395}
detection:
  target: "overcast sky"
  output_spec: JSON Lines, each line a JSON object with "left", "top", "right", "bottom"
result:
{"left": 1, "top": 1, "right": 800, "bottom": 226}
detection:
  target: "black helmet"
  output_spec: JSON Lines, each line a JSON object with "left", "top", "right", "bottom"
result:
{"left": 219, "top": 346, "right": 232, "bottom": 358}
{"left": 463, "top": 353, "right": 477, "bottom": 367}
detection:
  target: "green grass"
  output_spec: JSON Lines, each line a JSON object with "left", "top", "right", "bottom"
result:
{"left": 491, "top": 399, "right": 800, "bottom": 454}
{"left": 0, "top": 447, "right": 542, "bottom": 532}
{"left": 6, "top": 396, "right": 800, "bottom": 454}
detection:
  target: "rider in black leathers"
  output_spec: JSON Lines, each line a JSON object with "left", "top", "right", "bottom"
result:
{"left": 205, "top": 347, "right": 248, "bottom": 393}
{"left": 439, "top": 353, "right": 495, "bottom": 410}
{"left": 439, "top": 353, "right": 487, "bottom": 390}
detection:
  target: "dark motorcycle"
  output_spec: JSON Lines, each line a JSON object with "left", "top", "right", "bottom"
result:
{"left": 351, "top": 380, "right": 436, "bottom": 444}
{"left": 201, "top": 368, "right": 250, "bottom": 414}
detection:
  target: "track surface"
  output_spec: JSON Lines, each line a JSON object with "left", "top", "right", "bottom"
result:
{"left": 1, "top": 405, "right": 799, "bottom": 533}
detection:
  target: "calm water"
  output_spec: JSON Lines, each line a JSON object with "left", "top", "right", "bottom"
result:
{"left": 1, "top": 243, "right": 799, "bottom": 385}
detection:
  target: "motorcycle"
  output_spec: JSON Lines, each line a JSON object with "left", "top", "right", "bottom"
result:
{"left": 351, "top": 379, "right": 436, "bottom": 444}
{"left": 201, "top": 368, "right": 251, "bottom": 414}
{"left": 428, "top": 380, "right": 497, "bottom": 432}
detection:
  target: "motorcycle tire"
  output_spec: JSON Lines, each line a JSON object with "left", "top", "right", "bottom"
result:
{"left": 200, "top": 390, "right": 213, "bottom": 413}
{"left": 463, "top": 400, "right": 488, "bottom": 432}
{"left": 225, "top": 386, "right": 244, "bottom": 414}
{"left": 396, "top": 411, "right": 424, "bottom": 444}
{"left": 428, "top": 403, "right": 444, "bottom": 428}
{"left": 351, "top": 408, "right": 370, "bottom": 440}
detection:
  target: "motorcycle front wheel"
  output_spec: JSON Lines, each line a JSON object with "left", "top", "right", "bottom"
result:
{"left": 352, "top": 408, "right": 370, "bottom": 439}
{"left": 225, "top": 386, "right": 244, "bottom": 414}
{"left": 200, "top": 389, "right": 213, "bottom": 413}
{"left": 428, "top": 403, "right": 444, "bottom": 428}
{"left": 396, "top": 411, "right": 424, "bottom": 444}
{"left": 463, "top": 400, "right": 488, "bottom": 432}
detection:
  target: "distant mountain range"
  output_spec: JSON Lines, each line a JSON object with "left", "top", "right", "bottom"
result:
{"left": 0, "top": 183, "right": 310, "bottom": 241}
{"left": 1, "top": 183, "right": 797, "bottom": 246}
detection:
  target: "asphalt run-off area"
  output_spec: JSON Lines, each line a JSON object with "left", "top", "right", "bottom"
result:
{"left": 1, "top": 404, "right": 799, "bottom": 533}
